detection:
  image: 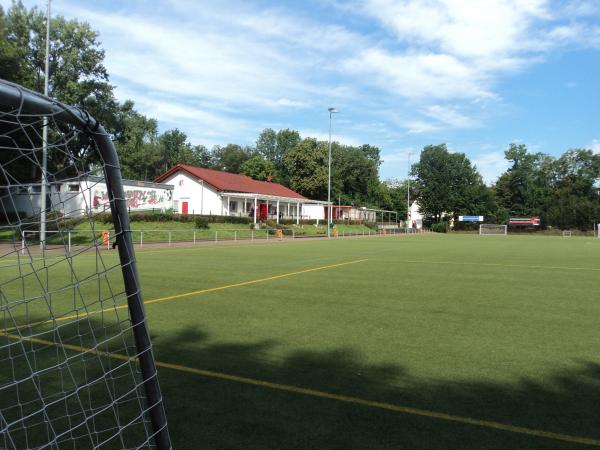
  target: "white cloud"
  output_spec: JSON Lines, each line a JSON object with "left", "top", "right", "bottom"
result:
{"left": 403, "top": 120, "right": 441, "bottom": 134}
{"left": 589, "top": 139, "right": 600, "bottom": 153}
{"left": 297, "top": 129, "right": 362, "bottom": 147}
{"left": 424, "top": 105, "right": 478, "bottom": 128}
{"left": 472, "top": 151, "right": 509, "bottom": 184}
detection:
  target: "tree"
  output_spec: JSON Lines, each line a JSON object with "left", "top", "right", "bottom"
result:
{"left": 255, "top": 128, "right": 301, "bottom": 182}
{"left": 331, "top": 144, "right": 380, "bottom": 206}
{"left": 284, "top": 138, "right": 328, "bottom": 199}
{"left": 546, "top": 149, "right": 600, "bottom": 229}
{"left": 211, "top": 144, "right": 253, "bottom": 173}
{"left": 2, "top": 2, "right": 113, "bottom": 114}
{"left": 240, "top": 155, "right": 278, "bottom": 181}
{"left": 256, "top": 129, "right": 277, "bottom": 162}
{"left": 412, "top": 144, "right": 486, "bottom": 222}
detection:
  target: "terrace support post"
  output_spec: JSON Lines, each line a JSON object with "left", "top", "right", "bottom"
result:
{"left": 200, "top": 180, "right": 204, "bottom": 214}
{"left": 297, "top": 202, "right": 300, "bottom": 225}
{"left": 266, "top": 200, "right": 269, "bottom": 220}
{"left": 287, "top": 202, "right": 290, "bottom": 219}
{"left": 254, "top": 197, "right": 257, "bottom": 225}
{"left": 276, "top": 200, "right": 280, "bottom": 224}
{"left": 227, "top": 195, "right": 230, "bottom": 217}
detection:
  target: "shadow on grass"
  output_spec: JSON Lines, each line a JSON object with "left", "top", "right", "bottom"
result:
{"left": 3, "top": 317, "right": 598, "bottom": 449}
{"left": 153, "top": 325, "right": 600, "bottom": 450}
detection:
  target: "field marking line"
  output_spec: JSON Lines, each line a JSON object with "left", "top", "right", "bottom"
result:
{"left": 142, "top": 258, "right": 369, "bottom": 307}
{"left": 5, "top": 332, "right": 600, "bottom": 447}
{"left": 0, "top": 258, "right": 369, "bottom": 334}
{"left": 392, "top": 259, "right": 600, "bottom": 272}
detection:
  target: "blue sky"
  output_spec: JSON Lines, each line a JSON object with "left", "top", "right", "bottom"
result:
{"left": 8, "top": 0, "right": 600, "bottom": 183}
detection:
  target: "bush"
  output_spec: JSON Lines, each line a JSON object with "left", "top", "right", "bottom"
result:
{"left": 194, "top": 217, "right": 209, "bottom": 229}
{"left": 431, "top": 222, "right": 448, "bottom": 233}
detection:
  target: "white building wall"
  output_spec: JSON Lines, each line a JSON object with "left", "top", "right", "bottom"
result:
{"left": 4, "top": 179, "right": 172, "bottom": 218}
{"left": 162, "top": 172, "right": 221, "bottom": 215}
{"left": 302, "top": 204, "right": 325, "bottom": 220}
{"left": 409, "top": 201, "right": 423, "bottom": 229}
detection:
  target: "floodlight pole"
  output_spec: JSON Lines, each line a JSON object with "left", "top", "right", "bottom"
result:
{"left": 406, "top": 151, "right": 411, "bottom": 232}
{"left": 327, "top": 107, "right": 338, "bottom": 238}
{"left": 40, "top": 0, "right": 51, "bottom": 250}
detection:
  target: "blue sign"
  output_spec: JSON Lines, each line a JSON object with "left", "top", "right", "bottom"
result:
{"left": 459, "top": 215, "right": 484, "bottom": 222}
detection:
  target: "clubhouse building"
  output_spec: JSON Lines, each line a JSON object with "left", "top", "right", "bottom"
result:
{"left": 155, "top": 164, "right": 329, "bottom": 224}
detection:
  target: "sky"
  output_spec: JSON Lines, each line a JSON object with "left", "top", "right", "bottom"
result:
{"left": 7, "top": 0, "right": 600, "bottom": 183}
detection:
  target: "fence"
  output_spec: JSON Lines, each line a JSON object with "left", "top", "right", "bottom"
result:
{"left": 17, "top": 227, "right": 424, "bottom": 253}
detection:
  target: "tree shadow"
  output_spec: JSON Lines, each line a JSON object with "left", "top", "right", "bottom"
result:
{"left": 3, "top": 317, "right": 599, "bottom": 449}
{"left": 154, "top": 325, "right": 600, "bottom": 450}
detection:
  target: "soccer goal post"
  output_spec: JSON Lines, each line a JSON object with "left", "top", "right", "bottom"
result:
{"left": 479, "top": 224, "right": 507, "bottom": 236}
{"left": 0, "top": 80, "right": 171, "bottom": 448}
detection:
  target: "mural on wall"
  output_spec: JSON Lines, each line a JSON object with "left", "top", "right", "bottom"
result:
{"left": 93, "top": 188, "right": 172, "bottom": 210}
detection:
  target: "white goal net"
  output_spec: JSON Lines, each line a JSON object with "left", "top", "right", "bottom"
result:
{"left": 0, "top": 80, "right": 170, "bottom": 448}
{"left": 479, "top": 224, "right": 507, "bottom": 236}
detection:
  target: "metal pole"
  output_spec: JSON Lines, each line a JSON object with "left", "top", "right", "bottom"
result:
{"left": 140, "top": 231, "right": 143, "bottom": 248}
{"left": 407, "top": 152, "right": 412, "bottom": 232}
{"left": 40, "top": 0, "right": 51, "bottom": 250}
{"left": 168, "top": 231, "right": 171, "bottom": 247}
{"left": 327, "top": 107, "right": 338, "bottom": 238}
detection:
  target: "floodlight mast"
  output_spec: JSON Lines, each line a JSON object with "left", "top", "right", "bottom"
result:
{"left": 327, "top": 107, "right": 338, "bottom": 238}
{"left": 40, "top": 0, "right": 51, "bottom": 250}
{"left": 407, "top": 151, "right": 412, "bottom": 232}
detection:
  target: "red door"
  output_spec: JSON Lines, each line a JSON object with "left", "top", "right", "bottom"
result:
{"left": 181, "top": 201, "right": 188, "bottom": 215}
{"left": 260, "top": 203, "right": 268, "bottom": 220}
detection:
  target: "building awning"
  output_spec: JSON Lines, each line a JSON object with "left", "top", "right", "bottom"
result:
{"left": 222, "top": 192, "right": 330, "bottom": 205}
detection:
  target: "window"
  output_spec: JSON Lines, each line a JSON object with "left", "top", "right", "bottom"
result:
{"left": 68, "top": 184, "right": 79, "bottom": 192}
{"left": 229, "top": 201, "right": 237, "bottom": 212}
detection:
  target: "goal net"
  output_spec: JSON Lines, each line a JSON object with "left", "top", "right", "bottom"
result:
{"left": 0, "top": 80, "right": 170, "bottom": 448}
{"left": 479, "top": 224, "right": 507, "bottom": 236}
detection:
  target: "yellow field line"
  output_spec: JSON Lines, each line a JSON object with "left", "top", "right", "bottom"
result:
{"left": 1, "top": 258, "right": 368, "bottom": 334}
{"left": 6, "top": 332, "right": 600, "bottom": 447}
{"left": 143, "top": 258, "right": 368, "bottom": 306}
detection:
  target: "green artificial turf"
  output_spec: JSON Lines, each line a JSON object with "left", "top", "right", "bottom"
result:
{"left": 3, "top": 233, "right": 600, "bottom": 449}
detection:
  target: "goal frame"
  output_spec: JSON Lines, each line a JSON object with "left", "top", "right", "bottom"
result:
{"left": 479, "top": 224, "right": 507, "bottom": 236}
{"left": 0, "top": 79, "right": 171, "bottom": 449}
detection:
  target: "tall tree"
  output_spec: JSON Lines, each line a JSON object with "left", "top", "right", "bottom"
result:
{"left": 283, "top": 138, "right": 328, "bottom": 199}
{"left": 240, "top": 155, "right": 278, "bottom": 181}
{"left": 211, "top": 144, "right": 253, "bottom": 173}
{"left": 412, "top": 144, "right": 486, "bottom": 222}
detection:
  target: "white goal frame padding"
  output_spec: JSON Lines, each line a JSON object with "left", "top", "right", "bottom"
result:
{"left": 479, "top": 224, "right": 507, "bottom": 236}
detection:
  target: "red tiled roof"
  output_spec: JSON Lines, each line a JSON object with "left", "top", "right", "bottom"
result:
{"left": 155, "top": 164, "right": 307, "bottom": 199}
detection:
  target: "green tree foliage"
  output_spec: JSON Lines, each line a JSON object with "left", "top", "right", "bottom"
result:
{"left": 2, "top": 2, "right": 112, "bottom": 116}
{"left": 331, "top": 144, "right": 380, "bottom": 206}
{"left": 256, "top": 128, "right": 301, "bottom": 182}
{"left": 211, "top": 144, "right": 253, "bottom": 173}
{"left": 413, "top": 144, "right": 488, "bottom": 222}
{"left": 284, "top": 138, "right": 328, "bottom": 199}
{"left": 240, "top": 155, "right": 278, "bottom": 181}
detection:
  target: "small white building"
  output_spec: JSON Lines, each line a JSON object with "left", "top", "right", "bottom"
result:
{"left": 408, "top": 200, "right": 424, "bottom": 229}
{"left": 155, "top": 164, "right": 328, "bottom": 224}
{"left": 4, "top": 176, "right": 173, "bottom": 218}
